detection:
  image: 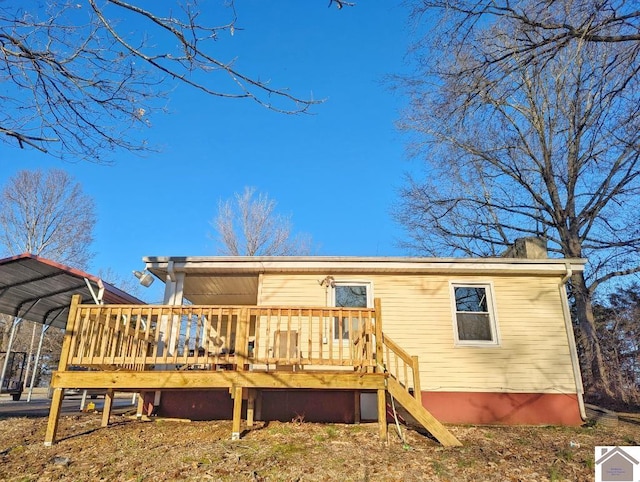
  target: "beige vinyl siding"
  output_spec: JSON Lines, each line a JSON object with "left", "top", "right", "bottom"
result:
{"left": 259, "top": 275, "right": 328, "bottom": 307}
{"left": 258, "top": 272, "right": 578, "bottom": 394}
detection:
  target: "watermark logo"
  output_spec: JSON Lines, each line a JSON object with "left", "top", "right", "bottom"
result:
{"left": 595, "top": 446, "right": 640, "bottom": 482}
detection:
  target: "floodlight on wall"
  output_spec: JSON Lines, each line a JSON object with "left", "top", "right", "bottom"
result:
{"left": 133, "top": 270, "right": 154, "bottom": 287}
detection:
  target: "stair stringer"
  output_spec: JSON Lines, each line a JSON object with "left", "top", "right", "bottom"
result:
{"left": 386, "top": 377, "right": 462, "bottom": 447}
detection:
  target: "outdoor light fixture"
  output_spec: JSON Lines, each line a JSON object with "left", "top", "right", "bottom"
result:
{"left": 133, "top": 270, "right": 154, "bottom": 287}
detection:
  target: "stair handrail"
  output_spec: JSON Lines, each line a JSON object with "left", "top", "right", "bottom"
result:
{"left": 381, "top": 333, "right": 422, "bottom": 402}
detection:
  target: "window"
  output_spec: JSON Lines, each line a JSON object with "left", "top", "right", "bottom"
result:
{"left": 332, "top": 282, "right": 371, "bottom": 341}
{"left": 451, "top": 283, "right": 499, "bottom": 345}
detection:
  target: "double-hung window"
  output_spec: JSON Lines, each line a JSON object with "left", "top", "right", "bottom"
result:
{"left": 332, "top": 282, "right": 371, "bottom": 341}
{"left": 451, "top": 283, "right": 499, "bottom": 346}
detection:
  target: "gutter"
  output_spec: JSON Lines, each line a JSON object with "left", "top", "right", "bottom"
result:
{"left": 560, "top": 262, "right": 587, "bottom": 421}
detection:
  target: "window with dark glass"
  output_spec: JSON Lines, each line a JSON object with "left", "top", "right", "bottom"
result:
{"left": 453, "top": 285, "right": 497, "bottom": 343}
{"left": 333, "top": 284, "right": 368, "bottom": 341}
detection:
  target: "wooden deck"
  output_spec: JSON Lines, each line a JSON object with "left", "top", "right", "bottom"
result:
{"left": 44, "top": 295, "right": 461, "bottom": 447}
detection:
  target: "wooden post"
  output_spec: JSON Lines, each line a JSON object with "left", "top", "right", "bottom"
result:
{"left": 101, "top": 389, "right": 114, "bottom": 427}
{"left": 246, "top": 389, "right": 256, "bottom": 428}
{"left": 374, "top": 298, "right": 384, "bottom": 373}
{"left": 44, "top": 295, "right": 82, "bottom": 446}
{"left": 136, "top": 391, "right": 146, "bottom": 419}
{"left": 236, "top": 308, "right": 249, "bottom": 371}
{"left": 231, "top": 385, "right": 243, "bottom": 440}
{"left": 354, "top": 390, "right": 361, "bottom": 424}
{"left": 59, "top": 294, "right": 82, "bottom": 371}
{"left": 377, "top": 388, "right": 387, "bottom": 442}
{"left": 44, "top": 388, "right": 64, "bottom": 446}
{"left": 412, "top": 356, "right": 422, "bottom": 402}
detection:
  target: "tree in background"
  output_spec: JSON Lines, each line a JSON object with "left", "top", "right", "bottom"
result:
{"left": 0, "top": 169, "right": 95, "bottom": 269}
{"left": 213, "top": 187, "right": 312, "bottom": 256}
{"left": 0, "top": 1, "right": 354, "bottom": 162}
{"left": 593, "top": 284, "right": 640, "bottom": 407}
{"left": 396, "top": 0, "right": 640, "bottom": 405}
{"left": 0, "top": 169, "right": 96, "bottom": 385}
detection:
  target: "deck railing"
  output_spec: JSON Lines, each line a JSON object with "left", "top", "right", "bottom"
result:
{"left": 63, "top": 295, "right": 379, "bottom": 373}
{"left": 381, "top": 334, "right": 421, "bottom": 401}
{"left": 61, "top": 294, "right": 421, "bottom": 401}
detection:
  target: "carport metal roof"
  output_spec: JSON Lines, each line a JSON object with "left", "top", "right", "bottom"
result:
{"left": 0, "top": 253, "right": 143, "bottom": 329}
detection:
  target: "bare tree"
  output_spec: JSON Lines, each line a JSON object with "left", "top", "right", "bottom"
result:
{"left": 212, "top": 187, "right": 312, "bottom": 256}
{"left": 0, "top": 1, "right": 350, "bottom": 162}
{"left": 0, "top": 169, "right": 96, "bottom": 385}
{"left": 0, "top": 169, "right": 95, "bottom": 269}
{"left": 395, "top": 2, "right": 640, "bottom": 404}
{"left": 593, "top": 284, "right": 640, "bottom": 407}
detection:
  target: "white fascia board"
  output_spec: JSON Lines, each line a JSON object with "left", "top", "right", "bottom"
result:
{"left": 143, "top": 256, "right": 586, "bottom": 276}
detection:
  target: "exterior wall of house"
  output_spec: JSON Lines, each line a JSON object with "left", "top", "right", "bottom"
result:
{"left": 258, "top": 272, "right": 577, "bottom": 393}
{"left": 257, "top": 271, "right": 582, "bottom": 425}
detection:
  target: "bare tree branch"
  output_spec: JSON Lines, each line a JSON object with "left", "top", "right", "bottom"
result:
{"left": 0, "top": 1, "right": 343, "bottom": 162}
{"left": 211, "top": 186, "right": 312, "bottom": 256}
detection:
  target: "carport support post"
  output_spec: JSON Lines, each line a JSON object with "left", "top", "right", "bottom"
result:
{"left": 101, "top": 389, "right": 114, "bottom": 427}
{"left": 80, "top": 390, "right": 88, "bottom": 411}
{"left": 0, "top": 317, "right": 22, "bottom": 396}
{"left": 44, "top": 294, "right": 81, "bottom": 446}
{"left": 27, "top": 324, "right": 49, "bottom": 402}
{"left": 22, "top": 323, "right": 37, "bottom": 390}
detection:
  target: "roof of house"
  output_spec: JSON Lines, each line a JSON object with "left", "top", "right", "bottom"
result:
{"left": 0, "top": 253, "right": 143, "bottom": 329}
{"left": 144, "top": 255, "right": 586, "bottom": 275}
{"left": 143, "top": 255, "right": 586, "bottom": 305}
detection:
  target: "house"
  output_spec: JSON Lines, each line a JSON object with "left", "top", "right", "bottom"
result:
{"left": 44, "top": 250, "right": 586, "bottom": 446}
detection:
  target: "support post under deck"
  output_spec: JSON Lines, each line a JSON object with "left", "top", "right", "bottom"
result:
{"left": 43, "top": 295, "right": 81, "bottom": 446}
{"left": 246, "top": 389, "right": 256, "bottom": 427}
{"left": 44, "top": 388, "right": 64, "bottom": 446}
{"left": 136, "top": 391, "right": 146, "bottom": 419}
{"left": 231, "top": 385, "right": 243, "bottom": 440}
{"left": 377, "top": 388, "right": 388, "bottom": 442}
{"left": 101, "top": 389, "right": 114, "bottom": 427}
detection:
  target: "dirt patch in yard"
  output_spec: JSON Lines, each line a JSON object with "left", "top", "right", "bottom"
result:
{"left": 0, "top": 413, "right": 638, "bottom": 481}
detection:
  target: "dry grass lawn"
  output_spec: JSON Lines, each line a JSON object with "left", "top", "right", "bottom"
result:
{"left": 0, "top": 412, "right": 639, "bottom": 481}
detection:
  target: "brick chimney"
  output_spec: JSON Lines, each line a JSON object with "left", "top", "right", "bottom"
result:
{"left": 502, "top": 237, "right": 548, "bottom": 259}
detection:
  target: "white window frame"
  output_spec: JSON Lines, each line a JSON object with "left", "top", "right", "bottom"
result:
{"left": 330, "top": 281, "right": 373, "bottom": 343}
{"left": 449, "top": 281, "right": 500, "bottom": 347}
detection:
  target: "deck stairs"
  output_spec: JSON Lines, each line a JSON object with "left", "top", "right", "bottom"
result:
{"left": 385, "top": 376, "right": 462, "bottom": 447}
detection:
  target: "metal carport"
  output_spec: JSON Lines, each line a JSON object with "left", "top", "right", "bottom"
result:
{"left": 0, "top": 253, "right": 143, "bottom": 401}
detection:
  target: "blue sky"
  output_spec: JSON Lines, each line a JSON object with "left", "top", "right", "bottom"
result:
{"left": 0, "top": 1, "right": 417, "bottom": 300}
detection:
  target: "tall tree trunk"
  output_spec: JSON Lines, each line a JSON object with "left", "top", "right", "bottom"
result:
{"left": 1, "top": 315, "right": 11, "bottom": 352}
{"left": 572, "top": 271, "right": 615, "bottom": 401}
